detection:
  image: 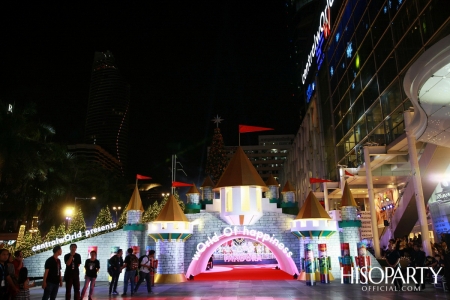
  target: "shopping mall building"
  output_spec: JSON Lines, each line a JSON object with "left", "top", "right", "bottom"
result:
{"left": 281, "top": 0, "right": 450, "bottom": 257}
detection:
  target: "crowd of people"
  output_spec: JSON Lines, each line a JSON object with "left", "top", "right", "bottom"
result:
{"left": 0, "top": 244, "right": 156, "bottom": 300}
{"left": 382, "top": 234, "right": 450, "bottom": 291}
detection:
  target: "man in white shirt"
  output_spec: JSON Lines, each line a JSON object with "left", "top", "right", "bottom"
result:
{"left": 133, "top": 250, "right": 155, "bottom": 294}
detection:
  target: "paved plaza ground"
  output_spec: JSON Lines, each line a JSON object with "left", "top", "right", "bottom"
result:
{"left": 28, "top": 280, "right": 450, "bottom": 299}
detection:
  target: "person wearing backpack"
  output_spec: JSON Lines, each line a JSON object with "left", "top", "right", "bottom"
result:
{"left": 108, "top": 249, "right": 123, "bottom": 296}
{"left": 121, "top": 248, "right": 138, "bottom": 296}
{"left": 133, "top": 250, "right": 155, "bottom": 294}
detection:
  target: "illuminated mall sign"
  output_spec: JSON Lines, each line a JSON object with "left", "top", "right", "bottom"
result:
{"left": 192, "top": 226, "right": 293, "bottom": 260}
{"left": 302, "top": 0, "right": 335, "bottom": 84}
{"left": 31, "top": 223, "right": 117, "bottom": 251}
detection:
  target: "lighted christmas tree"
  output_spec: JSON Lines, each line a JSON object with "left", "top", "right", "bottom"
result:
{"left": 45, "top": 226, "right": 57, "bottom": 242}
{"left": 160, "top": 192, "right": 185, "bottom": 211}
{"left": 68, "top": 207, "right": 87, "bottom": 234}
{"left": 56, "top": 223, "right": 67, "bottom": 237}
{"left": 16, "top": 225, "right": 26, "bottom": 250}
{"left": 20, "top": 232, "right": 34, "bottom": 258}
{"left": 117, "top": 209, "right": 127, "bottom": 228}
{"left": 92, "top": 206, "right": 114, "bottom": 235}
{"left": 205, "top": 125, "right": 228, "bottom": 182}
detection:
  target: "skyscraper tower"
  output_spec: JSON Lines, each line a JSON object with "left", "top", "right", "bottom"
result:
{"left": 84, "top": 51, "right": 130, "bottom": 175}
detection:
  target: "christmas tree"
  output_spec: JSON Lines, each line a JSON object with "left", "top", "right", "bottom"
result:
{"left": 20, "top": 232, "right": 34, "bottom": 258}
{"left": 205, "top": 127, "right": 228, "bottom": 182}
{"left": 92, "top": 206, "right": 114, "bottom": 235}
{"left": 68, "top": 207, "right": 87, "bottom": 234}
{"left": 117, "top": 209, "right": 127, "bottom": 228}
{"left": 16, "top": 225, "right": 26, "bottom": 250}
{"left": 56, "top": 223, "right": 67, "bottom": 237}
{"left": 45, "top": 226, "right": 57, "bottom": 242}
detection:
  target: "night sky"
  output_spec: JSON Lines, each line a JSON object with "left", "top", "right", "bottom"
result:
{"left": 1, "top": 1, "right": 301, "bottom": 190}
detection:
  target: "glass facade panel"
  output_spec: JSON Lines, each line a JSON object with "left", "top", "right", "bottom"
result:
{"left": 343, "top": 110, "right": 353, "bottom": 133}
{"left": 371, "top": 2, "right": 391, "bottom": 43}
{"left": 392, "top": 0, "right": 417, "bottom": 44}
{"left": 385, "top": 106, "right": 406, "bottom": 144}
{"left": 368, "top": 0, "right": 386, "bottom": 24}
{"left": 363, "top": 78, "right": 379, "bottom": 110}
{"left": 375, "top": 28, "right": 394, "bottom": 67}
{"left": 378, "top": 56, "right": 397, "bottom": 93}
{"left": 343, "top": 129, "right": 356, "bottom": 153}
{"left": 353, "top": 95, "right": 365, "bottom": 122}
{"left": 380, "top": 79, "right": 403, "bottom": 118}
{"left": 354, "top": 118, "right": 368, "bottom": 144}
{"left": 361, "top": 54, "right": 376, "bottom": 88}
{"left": 356, "top": 11, "right": 370, "bottom": 47}
{"left": 396, "top": 21, "right": 422, "bottom": 72}
{"left": 336, "top": 122, "right": 344, "bottom": 144}
{"left": 350, "top": 74, "right": 362, "bottom": 103}
{"left": 366, "top": 103, "right": 385, "bottom": 145}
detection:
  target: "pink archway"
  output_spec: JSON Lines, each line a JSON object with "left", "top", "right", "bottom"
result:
{"left": 186, "top": 232, "right": 299, "bottom": 278}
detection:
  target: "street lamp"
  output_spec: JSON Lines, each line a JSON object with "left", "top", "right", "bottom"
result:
{"left": 29, "top": 216, "right": 38, "bottom": 235}
{"left": 161, "top": 193, "right": 169, "bottom": 197}
{"left": 65, "top": 207, "right": 74, "bottom": 230}
{"left": 75, "top": 196, "right": 96, "bottom": 207}
{"left": 112, "top": 206, "right": 122, "bottom": 223}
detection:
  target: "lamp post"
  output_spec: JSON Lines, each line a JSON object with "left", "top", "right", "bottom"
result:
{"left": 29, "top": 216, "right": 38, "bottom": 235}
{"left": 65, "top": 207, "right": 74, "bottom": 230}
{"left": 75, "top": 196, "right": 96, "bottom": 208}
{"left": 162, "top": 193, "right": 169, "bottom": 198}
{"left": 112, "top": 206, "right": 122, "bottom": 223}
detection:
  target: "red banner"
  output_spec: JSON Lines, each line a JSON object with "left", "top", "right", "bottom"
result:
{"left": 309, "top": 178, "right": 332, "bottom": 184}
{"left": 345, "top": 170, "right": 354, "bottom": 177}
{"left": 239, "top": 125, "right": 274, "bottom": 133}
{"left": 172, "top": 181, "right": 193, "bottom": 187}
{"left": 136, "top": 174, "right": 152, "bottom": 180}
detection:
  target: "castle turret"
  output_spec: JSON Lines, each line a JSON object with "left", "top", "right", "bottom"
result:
{"left": 123, "top": 185, "right": 146, "bottom": 252}
{"left": 292, "top": 191, "right": 338, "bottom": 282}
{"left": 265, "top": 174, "right": 279, "bottom": 204}
{"left": 213, "top": 146, "right": 268, "bottom": 225}
{"left": 200, "top": 176, "right": 215, "bottom": 205}
{"left": 148, "top": 195, "right": 193, "bottom": 283}
{"left": 281, "top": 180, "right": 298, "bottom": 214}
{"left": 338, "top": 181, "right": 361, "bottom": 256}
{"left": 185, "top": 184, "right": 201, "bottom": 213}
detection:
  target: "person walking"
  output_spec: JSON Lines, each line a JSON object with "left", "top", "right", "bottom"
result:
{"left": 80, "top": 250, "right": 100, "bottom": 300}
{"left": 411, "top": 243, "right": 426, "bottom": 290}
{"left": 108, "top": 249, "right": 123, "bottom": 296}
{"left": 42, "top": 245, "right": 63, "bottom": 300}
{"left": 385, "top": 242, "right": 402, "bottom": 291}
{"left": 121, "top": 248, "right": 138, "bottom": 297}
{"left": 133, "top": 250, "right": 154, "bottom": 294}
{"left": 63, "top": 244, "right": 82, "bottom": 300}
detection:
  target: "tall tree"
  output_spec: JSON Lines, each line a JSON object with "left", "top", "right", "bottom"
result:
{"left": 92, "top": 206, "right": 114, "bottom": 235}
{"left": 205, "top": 127, "right": 228, "bottom": 182}
{"left": 45, "top": 226, "right": 57, "bottom": 242}
{"left": 56, "top": 223, "right": 67, "bottom": 238}
{"left": 68, "top": 207, "right": 86, "bottom": 234}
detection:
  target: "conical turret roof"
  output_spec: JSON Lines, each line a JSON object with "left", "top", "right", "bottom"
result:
{"left": 281, "top": 180, "right": 295, "bottom": 193}
{"left": 155, "top": 195, "right": 189, "bottom": 222}
{"left": 200, "top": 176, "right": 215, "bottom": 188}
{"left": 341, "top": 181, "right": 358, "bottom": 207}
{"left": 125, "top": 185, "right": 144, "bottom": 212}
{"left": 214, "top": 147, "right": 268, "bottom": 191}
{"left": 186, "top": 184, "right": 200, "bottom": 194}
{"left": 265, "top": 174, "right": 279, "bottom": 186}
{"left": 295, "top": 191, "right": 331, "bottom": 220}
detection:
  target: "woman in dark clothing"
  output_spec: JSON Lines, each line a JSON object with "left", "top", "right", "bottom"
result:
{"left": 385, "top": 242, "right": 402, "bottom": 291}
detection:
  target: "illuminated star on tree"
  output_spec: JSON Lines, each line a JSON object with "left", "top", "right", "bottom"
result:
{"left": 212, "top": 115, "right": 224, "bottom": 128}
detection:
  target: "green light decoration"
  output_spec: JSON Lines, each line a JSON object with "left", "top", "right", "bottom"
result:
{"left": 355, "top": 53, "right": 360, "bottom": 69}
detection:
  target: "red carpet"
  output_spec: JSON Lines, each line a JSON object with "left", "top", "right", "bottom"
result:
{"left": 193, "top": 264, "right": 294, "bottom": 281}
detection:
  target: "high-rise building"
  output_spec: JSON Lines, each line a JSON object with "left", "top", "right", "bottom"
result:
{"left": 283, "top": 0, "right": 450, "bottom": 254}
{"left": 84, "top": 51, "right": 130, "bottom": 175}
{"left": 223, "top": 135, "right": 294, "bottom": 182}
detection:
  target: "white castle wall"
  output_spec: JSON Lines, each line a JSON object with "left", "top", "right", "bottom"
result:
{"left": 156, "top": 240, "right": 185, "bottom": 274}
{"left": 184, "top": 212, "right": 301, "bottom": 271}
{"left": 24, "top": 229, "right": 151, "bottom": 282}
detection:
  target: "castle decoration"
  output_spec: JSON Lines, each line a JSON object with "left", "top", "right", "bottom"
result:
{"left": 123, "top": 184, "right": 146, "bottom": 249}
{"left": 265, "top": 174, "right": 280, "bottom": 204}
{"left": 213, "top": 146, "right": 268, "bottom": 225}
{"left": 281, "top": 180, "right": 298, "bottom": 215}
{"left": 185, "top": 184, "right": 201, "bottom": 214}
{"left": 355, "top": 241, "right": 371, "bottom": 283}
{"left": 292, "top": 191, "right": 337, "bottom": 282}
{"left": 318, "top": 243, "right": 332, "bottom": 284}
{"left": 200, "top": 176, "right": 215, "bottom": 209}
{"left": 338, "top": 181, "right": 361, "bottom": 257}
{"left": 339, "top": 243, "right": 353, "bottom": 284}
{"left": 148, "top": 194, "right": 193, "bottom": 283}
{"left": 301, "top": 243, "right": 317, "bottom": 286}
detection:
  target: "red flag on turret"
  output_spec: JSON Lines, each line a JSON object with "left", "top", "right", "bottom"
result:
{"left": 172, "top": 181, "right": 193, "bottom": 187}
{"left": 345, "top": 170, "right": 355, "bottom": 177}
{"left": 309, "top": 178, "right": 332, "bottom": 184}
{"left": 239, "top": 125, "right": 274, "bottom": 133}
{"left": 136, "top": 174, "right": 152, "bottom": 180}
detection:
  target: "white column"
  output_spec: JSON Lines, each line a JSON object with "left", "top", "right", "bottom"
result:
{"left": 404, "top": 111, "right": 431, "bottom": 256}
{"left": 363, "top": 146, "right": 381, "bottom": 258}
{"left": 323, "top": 182, "right": 329, "bottom": 211}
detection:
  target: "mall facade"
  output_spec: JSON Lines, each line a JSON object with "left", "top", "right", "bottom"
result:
{"left": 281, "top": 0, "right": 450, "bottom": 257}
